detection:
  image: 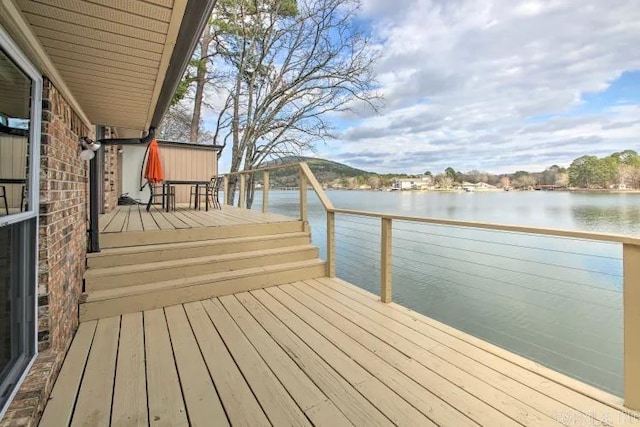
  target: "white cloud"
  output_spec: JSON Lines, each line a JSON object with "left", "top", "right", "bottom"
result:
{"left": 317, "top": 0, "right": 640, "bottom": 174}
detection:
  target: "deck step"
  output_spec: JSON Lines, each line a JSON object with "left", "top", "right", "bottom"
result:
{"left": 88, "top": 231, "right": 312, "bottom": 268}
{"left": 99, "top": 220, "right": 305, "bottom": 249}
{"left": 79, "top": 259, "right": 327, "bottom": 321}
{"left": 84, "top": 245, "right": 319, "bottom": 291}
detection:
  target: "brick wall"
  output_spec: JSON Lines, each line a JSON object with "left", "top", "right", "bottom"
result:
{"left": 103, "top": 144, "right": 119, "bottom": 212}
{"left": 38, "top": 78, "right": 91, "bottom": 352}
{"left": 1, "top": 79, "right": 92, "bottom": 427}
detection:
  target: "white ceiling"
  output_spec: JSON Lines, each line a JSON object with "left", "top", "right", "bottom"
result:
{"left": 15, "top": 0, "right": 187, "bottom": 130}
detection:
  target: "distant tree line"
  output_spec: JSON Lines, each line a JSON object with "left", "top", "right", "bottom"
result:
{"left": 567, "top": 150, "right": 640, "bottom": 189}
{"left": 254, "top": 149, "right": 640, "bottom": 191}
{"left": 414, "top": 150, "right": 639, "bottom": 190}
{"left": 327, "top": 149, "right": 640, "bottom": 190}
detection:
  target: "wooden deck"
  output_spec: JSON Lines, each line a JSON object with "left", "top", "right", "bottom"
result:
{"left": 99, "top": 204, "right": 296, "bottom": 233}
{"left": 40, "top": 278, "right": 639, "bottom": 427}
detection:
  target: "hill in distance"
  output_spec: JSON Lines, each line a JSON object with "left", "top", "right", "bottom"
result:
{"left": 261, "top": 156, "right": 373, "bottom": 186}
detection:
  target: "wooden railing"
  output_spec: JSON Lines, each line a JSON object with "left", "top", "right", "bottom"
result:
{"left": 219, "top": 162, "right": 640, "bottom": 410}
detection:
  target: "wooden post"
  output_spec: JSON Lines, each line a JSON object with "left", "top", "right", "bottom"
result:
{"left": 223, "top": 176, "right": 229, "bottom": 206}
{"left": 624, "top": 243, "right": 640, "bottom": 410}
{"left": 262, "top": 170, "right": 269, "bottom": 213}
{"left": 380, "top": 217, "right": 392, "bottom": 303}
{"left": 299, "top": 166, "right": 308, "bottom": 222}
{"left": 239, "top": 173, "right": 246, "bottom": 209}
{"left": 326, "top": 211, "right": 335, "bottom": 277}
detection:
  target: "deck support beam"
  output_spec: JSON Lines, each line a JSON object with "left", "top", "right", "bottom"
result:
{"left": 380, "top": 217, "right": 392, "bottom": 303}
{"left": 262, "top": 171, "right": 269, "bottom": 213}
{"left": 326, "top": 211, "right": 335, "bottom": 277}
{"left": 624, "top": 242, "right": 640, "bottom": 410}
{"left": 223, "top": 176, "right": 229, "bottom": 206}
{"left": 239, "top": 173, "right": 246, "bottom": 209}
{"left": 299, "top": 167, "right": 308, "bottom": 222}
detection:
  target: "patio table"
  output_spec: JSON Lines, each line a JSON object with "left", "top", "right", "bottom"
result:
{"left": 162, "top": 180, "right": 211, "bottom": 212}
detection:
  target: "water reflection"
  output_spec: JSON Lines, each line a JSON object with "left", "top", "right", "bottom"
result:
{"left": 572, "top": 205, "right": 640, "bottom": 233}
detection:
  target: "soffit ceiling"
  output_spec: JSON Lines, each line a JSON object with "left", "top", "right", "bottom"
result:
{"left": 15, "top": 0, "right": 186, "bottom": 130}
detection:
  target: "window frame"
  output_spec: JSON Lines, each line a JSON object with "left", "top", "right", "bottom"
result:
{"left": 0, "top": 24, "right": 41, "bottom": 419}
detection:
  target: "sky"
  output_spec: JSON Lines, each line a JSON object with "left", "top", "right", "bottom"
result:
{"left": 218, "top": 0, "right": 640, "bottom": 175}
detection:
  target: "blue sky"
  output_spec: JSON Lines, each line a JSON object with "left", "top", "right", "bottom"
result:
{"left": 218, "top": 0, "right": 640, "bottom": 175}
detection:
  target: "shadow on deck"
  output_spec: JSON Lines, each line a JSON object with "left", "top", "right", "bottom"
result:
{"left": 40, "top": 278, "right": 639, "bottom": 426}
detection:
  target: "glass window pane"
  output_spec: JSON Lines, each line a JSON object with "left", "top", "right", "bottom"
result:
{"left": 0, "top": 47, "right": 32, "bottom": 218}
{"left": 0, "top": 36, "right": 37, "bottom": 412}
{"left": 0, "top": 218, "right": 36, "bottom": 404}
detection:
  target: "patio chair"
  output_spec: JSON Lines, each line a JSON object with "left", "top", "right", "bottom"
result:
{"left": 208, "top": 176, "right": 223, "bottom": 210}
{"left": 0, "top": 186, "right": 8, "bottom": 215}
{"left": 190, "top": 176, "right": 222, "bottom": 210}
{"left": 146, "top": 183, "right": 175, "bottom": 212}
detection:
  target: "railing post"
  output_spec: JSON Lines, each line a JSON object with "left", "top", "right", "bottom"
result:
{"left": 223, "top": 176, "right": 229, "bottom": 206}
{"left": 326, "top": 211, "right": 335, "bottom": 277}
{"left": 299, "top": 166, "right": 308, "bottom": 222}
{"left": 624, "top": 243, "right": 640, "bottom": 410}
{"left": 262, "top": 170, "right": 269, "bottom": 213}
{"left": 239, "top": 173, "right": 246, "bottom": 209}
{"left": 381, "top": 217, "right": 392, "bottom": 303}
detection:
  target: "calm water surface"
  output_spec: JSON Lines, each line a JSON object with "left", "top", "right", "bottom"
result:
{"left": 254, "top": 190, "right": 640, "bottom": 396}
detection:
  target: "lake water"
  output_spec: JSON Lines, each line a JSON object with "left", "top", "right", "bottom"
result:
{"left": 251, "top": 190, "right": 640, "bottom": 396}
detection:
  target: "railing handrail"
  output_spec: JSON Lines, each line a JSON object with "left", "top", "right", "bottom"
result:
{"left": 331, "top": 207, "right": 640, "bottom": 245}
{"left": 218, "top": 163, "right": 302, "bottom": 176}
{"left": 299, "top": 163, "right": 334, "bottom": 211}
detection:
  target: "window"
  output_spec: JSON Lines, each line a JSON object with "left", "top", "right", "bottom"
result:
{"left": 0, "top": 25, "right": 40, "bottom": 416}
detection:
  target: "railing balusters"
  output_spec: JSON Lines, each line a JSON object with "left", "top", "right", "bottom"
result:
{"left": 327, "top": 210, "right": 336, "bottom": 277}
{"left": 238, "top": 173, "right": 246, "bottom": 209}
{"left": 381, "top": 217, "right": 392, "bottom": 303}
{"left": 623, "top": 243, "right": 640, "bottom": 410}
{"left": 262, "top": 170, "right": 269, "bottom": 213}
{"left": 299, "top": 166, "right": 308, "bottom": 222}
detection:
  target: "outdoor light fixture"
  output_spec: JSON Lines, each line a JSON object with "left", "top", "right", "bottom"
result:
{"left": 78, "top": 136, "right": 101, "bottom": 160}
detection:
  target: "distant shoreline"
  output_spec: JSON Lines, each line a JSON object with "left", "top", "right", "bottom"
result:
{"left": 324, "top": 188, "right": 640, "bottom": 194}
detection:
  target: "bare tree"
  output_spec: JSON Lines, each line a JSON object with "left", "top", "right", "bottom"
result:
{"left": 158, "top": 103, "right": 215, "bottom": 143}
{"left": 189, "top": 21, "right": 217, "bottom": 142}
{"left": 210, "top": 0, "right": 382, "bottom": 206}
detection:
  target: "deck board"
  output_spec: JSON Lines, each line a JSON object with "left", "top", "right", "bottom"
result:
{"left": 183, "top": 301, "right": 270, "bottom": 426}
{"left": 292, "top": 280, "right": 585, "bottom": 425}
{"left": 40, "top": 278, "right": 640, "bottom": 427}
{"left": 144, "top": 309, "right": 189, "bottom": 427}
{"left": 99, "top": 204, "right": 297, "bottom": 234}
{"left": 139, "top": 206, "right": 160, "bottom": 231}
{"left": 70, "top": 317, "right": 119, "bottom": 426}
{"left": 127, "top": 205, "right": 144, "bottom": 231}
{"left": 98, "top": 209, "right": 118, "bottom": 232}
{"left": 220, "top": 294, "right": 353, "bottom": 426}
{"left": 111, "top": 313, "right": 147, "bottom": 427}
{"left": 284, "top": 282, "right": 550, "bottom": 426}
{"left": 233, "top": 292, "right": 391, "bottom": 426}
{"left": 251, "top": 288, "right": 435, "bottom": 427}
{"left": 39, "top": 321, "right": 97, "bottom": 427}
{"left": 201, "top": 298, "right": 311, "bottom": 426}
{"left": 165, "top": 305, "right": 229, "bottom": 426}
{"left": 277, "top": 284, "right": 485, "bottom": 426}
{"left": 103, "top": 205, "right": 129, "bottom": 232}
{"left": 312, "top": 278, "right": 633, "bottom": 426}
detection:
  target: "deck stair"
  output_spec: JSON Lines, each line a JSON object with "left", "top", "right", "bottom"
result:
{"left": 80, "top": 221, "right": 326, "bottom": 321}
